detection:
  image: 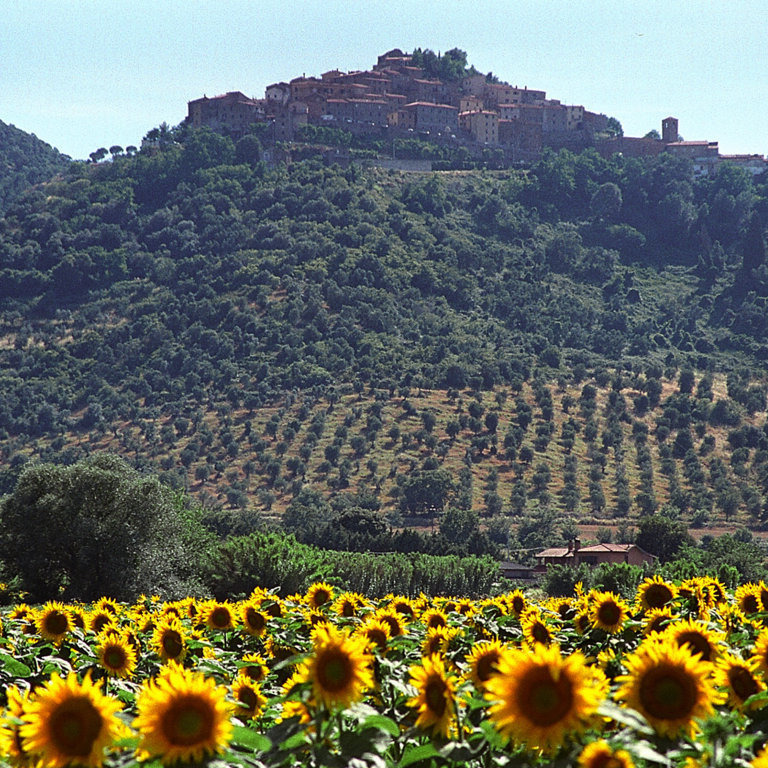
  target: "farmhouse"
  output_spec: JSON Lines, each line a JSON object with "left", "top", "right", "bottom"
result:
{"left": 534, "top": 538, "right": 655, "bottom": 573}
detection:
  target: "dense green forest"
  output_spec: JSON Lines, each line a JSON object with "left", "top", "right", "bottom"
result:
{"left": 2, "top": 123, "right": 768, "bottom": 549}
{"left": 0, "top": 119, "right": 70, "bottom": 214}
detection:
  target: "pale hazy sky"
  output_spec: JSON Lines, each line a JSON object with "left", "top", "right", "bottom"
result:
{"left": 2, "top": 0, "right": 766, "bottom": 160}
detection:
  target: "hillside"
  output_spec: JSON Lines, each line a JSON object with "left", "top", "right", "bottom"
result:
{"left": 0, "top": 119, "right": 70, "bottom": 214}
{"left": 2, "top": 124, "right": 768, "bottom": 545}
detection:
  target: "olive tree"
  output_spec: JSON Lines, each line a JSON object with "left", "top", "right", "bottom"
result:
{"left": 0, "top": 454, "right": 210, "bottom": 601}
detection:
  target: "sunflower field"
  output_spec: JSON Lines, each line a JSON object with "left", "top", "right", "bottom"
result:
{"left": 4, "top": 577, "right": 768, "bottom": 767}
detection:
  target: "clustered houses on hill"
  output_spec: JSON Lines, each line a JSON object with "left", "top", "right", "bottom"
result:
{"left": 186, "top": 48, "right": 768, "bottom": 173}
{"left": 187, "top": 48, "right": 611, "bottom": 162}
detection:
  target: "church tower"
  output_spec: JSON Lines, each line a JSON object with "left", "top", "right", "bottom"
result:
{"left": 662, "top": 116, "right": 679, "bottom": 143}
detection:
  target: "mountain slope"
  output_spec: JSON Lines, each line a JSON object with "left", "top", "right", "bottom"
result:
{"left": 0, "top": 120, "right": 70, "bottom": 213}
{"left": 1, "top": 126, "right": 768, "bottom": 531}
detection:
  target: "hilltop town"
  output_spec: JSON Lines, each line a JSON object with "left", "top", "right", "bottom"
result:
{"left": 186, "top": 47, "right": 766, "bottom": 176}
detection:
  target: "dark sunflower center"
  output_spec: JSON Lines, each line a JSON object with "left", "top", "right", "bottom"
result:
{"left": 575, "top": 614, "right": 590, "bottom": 633}
{"left": 638, "top": 665, "right": 698, "bottom": 720}
{"left": 597, "top": 602, "right": 622, "bottom": 627}
{"left": 760, "top": 588, "right": 768, "bottom": 612}
{"left": 162, "top": 630, "right": 184, "bottom": 658}
{"left": 104, "top": 646, "right": 127, "bottom": 669}
{"left": 382, "top": 617, "right": 402, "bottom": 637}
{"left": 729, "top": 666, "right": 759, "bottom": 701}
{"left": 244, "top": 664, "right": 265, "bottom": 681}
{"left": 50, "top": 697, "right": 102, "bottom": 757}
{"left": 676, "top": 632, "right": 711, "bottom": 661}
{"left": 162, "top": 696, "right": 214, "bottom": 746}
{"left": 644, "top": 584, "right": 673, "bottom": 608}
{"left": 313, "top": 589, "right": 331, "bottom": 607}
{"left": 341, "top": 601, "right": 356, "bottom": 617}
{"left": 245, "top": 608, "right": 265, "bottom": 631}
{"left": 92, "top": 615, "right": 110, "bottom": 634}
{"left": 426, "top": 636, "right": 443, "bottom": 655}
{"left": 511, "top": 596, "right": 525, "bottom": 614}
{"left": 210, "top": 608, "right": 231, "bottom": 628}
{"left": 476, "top": 652, "right": 500, "bottom": 682}
{"left": 647, "top": 616, "right": 668, "bottom": 634}
{"left": 317, "top": 649, "right": 353, "bottom": 692}
{"left": 521, "top": 667, "right": 574, "bottom": 727}
{"left": 743, "top": 594, "right": 760, "bottom": 613}
{"left": 593, "top": 756, "right": 625, "bottom": 768}
{"left": 237, "top": 686, "right": 260, "bottom": 710}
{"left": 367, "top": 628, "right": 387, "bottom": 650}
{"left": 45, "top": 611, "right": 69, "bottom": 636}
{"left": 424, "top": 677, "right": 447, "bottom": 717}
{"left": 531, "top": 622, "right": 551, "bottom": 645}
{"left": 428, "top": 615, "right": 447, "bottom": 629}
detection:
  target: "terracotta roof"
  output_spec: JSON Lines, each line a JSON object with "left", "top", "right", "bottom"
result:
{"left": 578, "top": 543, "right": 635, "bottom": 553}
{"left": 536, "top": 547, "right": 575, "bottom": 558}
{"left": 403, "top": 101, "right": 458, "bottom": 110}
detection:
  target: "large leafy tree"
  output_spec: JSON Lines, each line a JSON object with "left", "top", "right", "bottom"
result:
{"left": 0, "top": 454, "right": 209, "bottom": 601}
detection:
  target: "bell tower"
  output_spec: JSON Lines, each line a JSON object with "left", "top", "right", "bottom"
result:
{"left": 662, "top": 116, "right": 679, "bottom": 143}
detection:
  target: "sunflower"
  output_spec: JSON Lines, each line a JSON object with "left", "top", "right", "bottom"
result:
{"left": 88, "top": 611, "right": 115, "bottom": 636}
{"left": 408, "top": 654, "right": 457, "bottom": 738}
{"left": 735, "top": 583, "right": 761, "bottom": 614}
{"left": 97, "top": 633, "right": 138, "bottom": 679}
{"left": 304, "top": 609, "right": 330, "bottom": 629}
{"left": 306, "top": 582, "right": 334, "bottom": 609}
{"left": 715, "top": 652, "right": 765, "bottom": 710}
{"left": 507, "top": 589, "right": 528, "bottom": 617}
{"left": 679, "top": 578, "right": 716, "bottom": 619}
{"left": 20, "top": 672, "right": 123, "bottom": 768}
{"left": 615, "top": 639, "right": 721, "bottom": 738}
{"left": 390, "top": 596, "right": 416, "bottom": 618}
{"left": 357, "top": 617, "right": 392, "bottom": 654}
{"left": 69, "top": 607, "right": 88, "bottom": 632}
{"left": 333, "top": 592, "right": 365, "bottom": 618}
{"left": 261, "top": 597, "right": 284, "bottom": 618}
{"left": 420, "top": 608, "right": 449, "bottom": 631}
{"left": 303, "top": 624, "right": 373, "bottom": 710}
{"left": 422, "top": 626, "right": 460, "bottom": 657}
{"left": 573, "top": 610, "right": 592, "bottom": 635}
{"left": 239, "top": 601, "right": 269, "bottom": 637}
{"left": 151, "top": 618, "right": 188, "bottom": 664}
{"left": 9, "top": 603, "right": 33, "bottom": 621}
{"left": 465, "top": 639, "right": 505, "bottom": 691}
{"left": 577, "top": 739, "right": 635, "bottom": 768}
{"left": 0, "top": 685, "right": 32, "bottom": 765}
{"left": 94, "top": 597, "right": 120, "bottom": 616}
{"left": 375, "top": 609, "right": 406, "bottom": 638}
{"left": 751, "top": 629, "right": 768, "bottom": 676}
{"left": 664, "top": 618, "right": 724, "bottom": 663}
{"left": 35, "top": 602, "right": 73, "bottom": 644}
{"left": 456, "top": 598, "right": 475, "bottom": 617}
{"left": 231, "top": 675, "right": 266, "bottom": 720}
{"left": 754, "top": 744, "right": 768, "bottom": 768}
{"left": 134, "top": 664, "right": 232, "bottom": 764}
{"left": 485, "top": 643, "right": 606, "bottom": 754}
{"left": 548, "top": 597, "right": 575, "bottom": 621}
{"left": 635, "top": 575, "right": 677, "bottom": 612}
{"left": 239, "top": 653, "right": 269, "bottom": 683}
{"left": 590, "top": 591, "right": 630, "bottom": 634}
{"left": 521, "top": 611, "right": 554, "bottom": 646}
{"left": 202, "top": 601, "right": 238, "bottom": 632}
{"left": 643, "top": 607, "right": 677, "bottom": 637}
